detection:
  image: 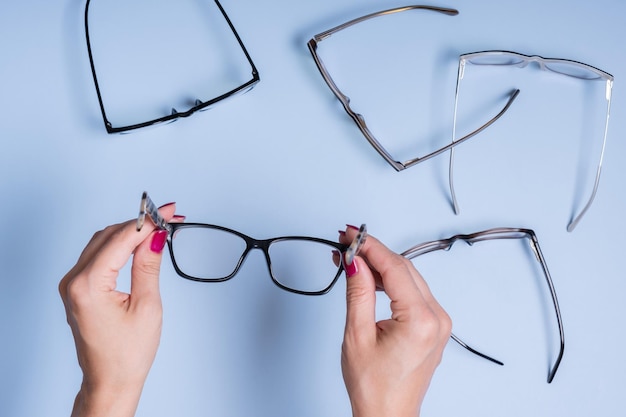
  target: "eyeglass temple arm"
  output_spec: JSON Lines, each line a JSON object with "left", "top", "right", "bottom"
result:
{"left": 567, "top": 80, "right": 612, "bottom": 232}
{"left": 404, "top": 88, "right": 520, "bottom": 170}
{"left": 450, "top": 74, "right": 612, "bottom": 233}
{"left": 448, "top": 58, "right": 521, "bottom": 214}
{"left": 312, "top": 6, "right": 458, "bottom": 42}
{"left": 527, "top": 236, "right": 564, "bottom": 383}
{"left": 450, "top": 333, "right": 503, "bottom": 366}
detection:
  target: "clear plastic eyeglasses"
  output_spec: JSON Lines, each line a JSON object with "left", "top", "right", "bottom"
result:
{"left": 85, "top": 0, "right": 260, "bottom": 134}
{"left": 137, "top": 192, "right": 366, "bottom": 296}
{"left": 402, "top": 227, "right": 564, "bottom": 383}
{"left": 450, "top": 51, "right": 614, "bottom": 231}
{"left": 307, "top": 6, "right": 520, "bottom": 171}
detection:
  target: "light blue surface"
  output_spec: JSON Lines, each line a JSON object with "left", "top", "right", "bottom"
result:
{"left": 1, "top": 0, "right": 624, "bottom": 416}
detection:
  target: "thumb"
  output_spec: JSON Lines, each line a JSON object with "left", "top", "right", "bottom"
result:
{"left": 129, "top": 229, "right": 168, "bottom": 302}
{"left": 344, "top": 256, "right": 377, "bottom": 339}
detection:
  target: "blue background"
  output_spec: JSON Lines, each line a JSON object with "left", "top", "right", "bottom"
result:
{"left": 1, "top": 1, "right": 624, "bottom": 416}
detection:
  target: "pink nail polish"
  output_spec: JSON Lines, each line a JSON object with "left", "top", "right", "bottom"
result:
{"left": 150, "top": 230, "right": 168, "bottom": 253}
{"left": 344, "top": 251, "right": 359, "bottom": 277}
{"left": 345, "top": 258, "right": 358, "bottom": 277}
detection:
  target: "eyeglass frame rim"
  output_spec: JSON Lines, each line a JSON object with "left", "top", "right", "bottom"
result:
{"left": 307, "top": 6, "right": 520, "bottom": 172}
{"left": 84, "top": 0, "right": 260, "bottom": 134}
{"left": 165, "top": 222, "right": 349, "bottom": 296}
{"left": 402, "top": 226, "right": 564, "bottom": 383}
{"left": 448, "top": 49, "right": 614, "bottom": 232}
{"left": 459, "top": 50, "right": 614, "bottom": 80}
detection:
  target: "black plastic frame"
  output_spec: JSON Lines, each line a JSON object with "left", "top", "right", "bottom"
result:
{"left": 166, "top": 222, "right": 349, "bottom": 296}
{"left": 84, "top": 0, "right": 260, "bottom": 133}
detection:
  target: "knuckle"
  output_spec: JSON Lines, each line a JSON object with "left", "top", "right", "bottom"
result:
{"left": 440, "top": 310, "right": 453, "bottom": 338}
{"left": 65, "top": 276, "right": 90, "bottom": 310}
{"left": 411, "top": 306, "right": 452, "bottom": 346}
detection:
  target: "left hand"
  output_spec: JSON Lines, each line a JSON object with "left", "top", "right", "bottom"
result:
{"left": 59, "top": 203, "right": 177, "bottom": 417}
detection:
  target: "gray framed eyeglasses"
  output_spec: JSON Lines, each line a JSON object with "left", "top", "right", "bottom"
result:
{"left": 402, "top": 227, "right": 564, "bottom": 383}
{"left": 307, "top": 6, "right": 520, "bottom": 171}
{"left": 449, "top": 50, "right": 614, "bottom": 231}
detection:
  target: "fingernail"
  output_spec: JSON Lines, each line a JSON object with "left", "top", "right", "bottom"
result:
{"left": 344, "top": 256, "right": 358, "bottom": 278}
{"left": 150, "top": 230, "right": 168, "bottom": 253}
{"left": 338, "top": 230, "right": 346, "bottom": 236}
{"left": 172, "top": 214, "right": 186, "bottom": 221}
{"left": 158, "top": 202, "right": 176, "bottom": 209}
{"left": 346, "top": 224, "right": 359, "bottom": 231}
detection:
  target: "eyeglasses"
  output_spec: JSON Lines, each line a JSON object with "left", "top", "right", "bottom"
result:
{"left": 307, "top": 6, "right": 520, "bottom": 171}
{"left": 85, "top": 0, "right": 260, "bottom": 134}
{"left": 166, "top": 223, "right": 351, "bottom": 295}
{"left": 137, "top": 193, "right": 366, "bottom": 296}
{"left": 402, "top": 227, "right": 564, "bottom": 383}
{"left": 449, "top": 51, "right": 614, "bottom": 231}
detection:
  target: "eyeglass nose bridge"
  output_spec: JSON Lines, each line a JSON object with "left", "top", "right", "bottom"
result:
{"left": 515, "top": 55, "right": 547, "bottom": 70}
{"left": 242, "top": 238, "right": 276, "bottom": 277}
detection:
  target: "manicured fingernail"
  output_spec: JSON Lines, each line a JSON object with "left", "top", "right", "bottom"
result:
{"left": 158, "top": 202, "right": 176, "bottom": 209}
{"left": 346, "top": 224, "right": 359, "bottom": 231}
{"left": 338, "top": 230, "right": 346, "bottom": 236}
{"left": 344, "top": 255, "right": 358, "bottom": 277}
{"left": 172, "top": 214, "right": 186, "bottom": 221}
{"left": 150, "top": 230, "right": 168, "bottom": 253}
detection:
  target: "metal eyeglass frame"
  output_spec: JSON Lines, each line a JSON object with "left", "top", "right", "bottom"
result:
{"left": 449, "top": 50, "right": 613, "bottom": 232}
{"left": 307, "top": 6, "right": 520, "bottom": 171}
{"left": 137, "top": 192, "right": 366, "bottom": 296}
{"left": 401, "top": 227, "right": 564, "bottom": 383}
{"left": 85, "top": 0, "right": 260, "bottom": 134}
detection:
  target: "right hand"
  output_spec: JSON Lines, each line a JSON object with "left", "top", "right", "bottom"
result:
{"left": 339, "top": 226, "right": 452, "bottom": 417}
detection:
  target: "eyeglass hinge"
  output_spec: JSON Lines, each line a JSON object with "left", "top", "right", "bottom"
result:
{"left": 528, "top": 238, "right": 541, "bottom": 263}
{"left": 606, "top": 79, "right": 613, "bottom": 101}
{"left": 458, "top": 59, "right": 466, "bottom": 80}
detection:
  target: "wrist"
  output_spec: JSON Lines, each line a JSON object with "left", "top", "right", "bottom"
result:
{"left": 71, "top": 381, "right": 145, "bottom": 417}
{"left": 348, "top": 386, "right": 422, "bottom": 417}
{"left": 351, "top": 403, "right": 420, "bottom": 417}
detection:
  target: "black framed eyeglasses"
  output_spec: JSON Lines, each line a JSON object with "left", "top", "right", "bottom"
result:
{"left": 166, "top": 223, "right": 368, "bottom": 295}
{"left": 85, "top": 0, "right": 260, "bottom": 134}
{"left": 137, "top": 192, "right": 366, "bottom": 296}
{"left": 449, "top": 51, "right": 613, "bottom": 231}
{"left": 402, "top": 227, "right": 564, "bottom": 383}
{"left": 307, "top": 6, "right": 520, "bottom": 171}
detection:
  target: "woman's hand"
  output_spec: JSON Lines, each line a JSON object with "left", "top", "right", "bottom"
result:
{"left": 339, "top": 226, "right": 452, "bottom": 417}
{"left": 59, "top": 203, "right": 178, "bottom": 417}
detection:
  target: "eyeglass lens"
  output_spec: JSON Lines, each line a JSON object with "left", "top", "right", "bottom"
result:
{"left": 169, "top": 226, "right": 342, "bottom": 294}
{"left": 171, "top": 226, "right": 247, "bottom": 279}
{"left": 268, "top": 239, "right": 342, "bottom": 293}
